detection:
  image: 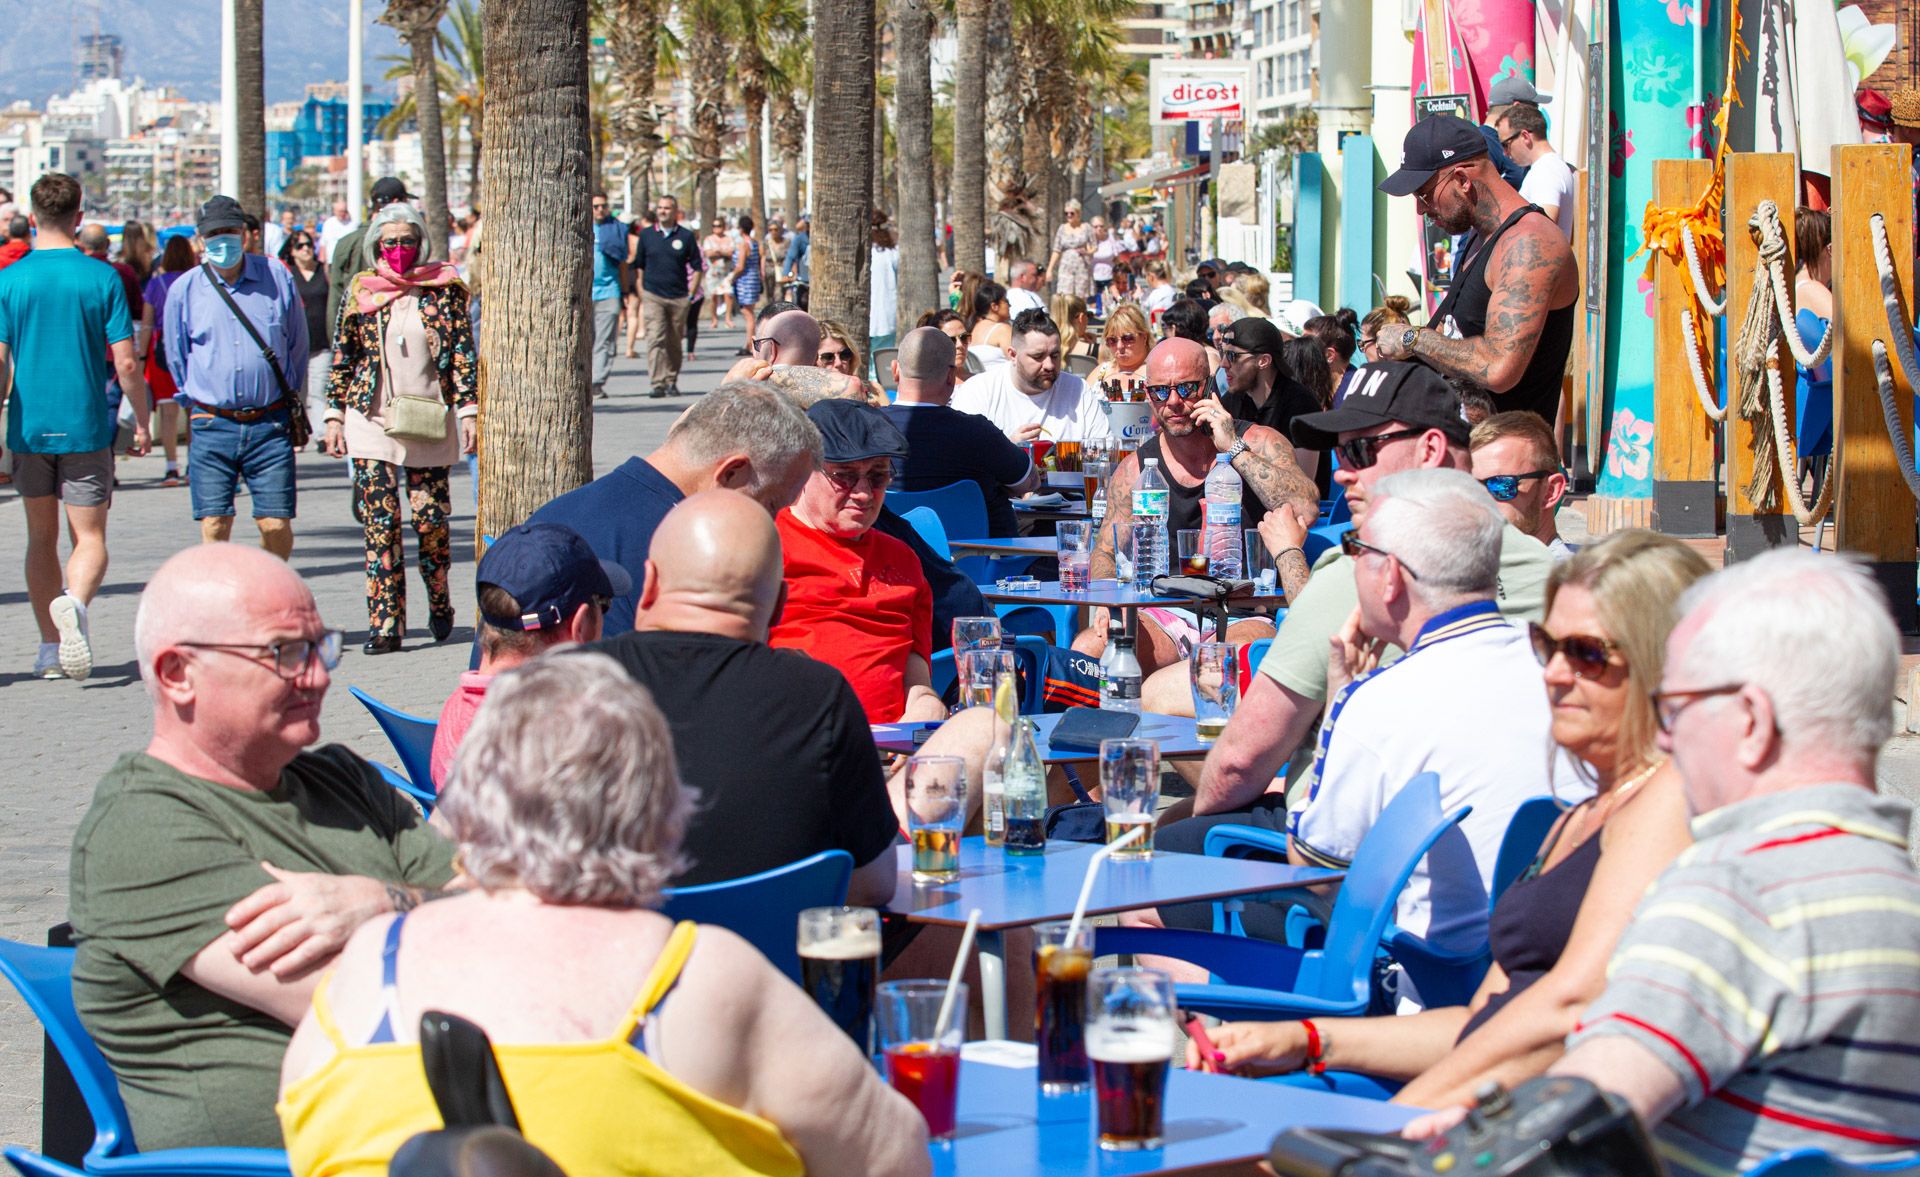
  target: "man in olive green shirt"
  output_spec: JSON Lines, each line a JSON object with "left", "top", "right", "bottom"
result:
{"left": 69, "top": 544, "right": 457, "bottom": 1150}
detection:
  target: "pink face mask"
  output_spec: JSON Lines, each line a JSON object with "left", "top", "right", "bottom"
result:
{"left": 380, "top": 242, "right": 420, "bottom": 274}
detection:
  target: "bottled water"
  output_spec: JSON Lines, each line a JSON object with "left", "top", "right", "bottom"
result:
{"left": 1203, "top": 453, "right": 1243, "bottom": 579}
{"left": 1101, "top": 635, "right": 1143, "bottom": 714}
{"left": 1131, "top": 458, "right": 1169, "bottom": 588}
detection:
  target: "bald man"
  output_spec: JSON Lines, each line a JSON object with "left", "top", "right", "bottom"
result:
{"left": 724, "top": 308, "right": 867, "bottom": 401}
{"left": 68, "top": 544, "right": 457, "bottom": 1150}
{"left": 881, "top": 325, "right": 1040, "bottom": 536}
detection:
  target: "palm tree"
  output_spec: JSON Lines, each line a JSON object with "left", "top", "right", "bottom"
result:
{"left": 893, "top": 0, "right": 939, "bottom": 323}
{"left": 235, "top": 0, "right": 266, "bottom": 218}
{"left": 477, "top": 0, "right": 596, "bottom": 539}
{"left": 380, "top": 0, "right": 453, "bottom": 257}
{"left": 731, "top": 0, "right": 807, "bottom": 264}
{"left": 770, "top": 60, "right": 809, "bottom": 220}
{"left": 809, "top": 0, "right": 875, "bottom": 333}
{"left": 984, "top": 0, "right": 1033, "bottom": 267}
{"left": 685, "top": 0, "right": 729, "bottom": 226}
{"left": 950, "top": 0, "right": 987, "bottom": 273}
{"left": 604, "top": 0, "right": 669, "bottom": 211}
{"left": 379, "top": 0, "right": 485, "bottom": 208}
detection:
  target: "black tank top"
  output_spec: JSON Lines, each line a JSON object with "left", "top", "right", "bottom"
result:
{"left": 1457, "top": 822, "right": 1603, "bottom": 1039}
{"left": 1429, "top": 205, "right": 1577, "bottom": 424}
{"left": 1135, "top": 435, "right": 1268, "bottom": 536}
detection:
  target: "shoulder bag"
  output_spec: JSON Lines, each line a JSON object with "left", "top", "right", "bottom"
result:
{"left": 200, "top": 263, "right": 313, "bottom": 448}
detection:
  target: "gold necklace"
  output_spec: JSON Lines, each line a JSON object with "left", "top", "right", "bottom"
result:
{"left": 1584, "top": 758, "right": 1666, "bottom": 830}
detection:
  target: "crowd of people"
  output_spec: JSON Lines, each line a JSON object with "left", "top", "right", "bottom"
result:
{"left": 0, "top": 96, "right": 1916, "bottom": 1177}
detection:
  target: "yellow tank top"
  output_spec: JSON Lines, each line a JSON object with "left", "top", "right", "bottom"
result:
{"left": 277, "top": 922, "right": 806, "bottom": 1177}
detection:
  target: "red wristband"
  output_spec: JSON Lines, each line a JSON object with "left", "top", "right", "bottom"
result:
{"left": 1300, "top": 1018, "right": 1327, "bottom": 1075}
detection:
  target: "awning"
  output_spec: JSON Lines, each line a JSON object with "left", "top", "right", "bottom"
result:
{"left": 1097, "top": 162, "right": 1213, "bottom": 198}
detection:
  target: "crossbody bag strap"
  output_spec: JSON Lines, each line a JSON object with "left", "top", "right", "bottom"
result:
{"left": 201, "top": 262, "right": 291, "bottom": 403}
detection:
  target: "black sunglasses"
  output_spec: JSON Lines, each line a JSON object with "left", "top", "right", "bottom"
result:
{"left": 1336, "top": 428, "right": 1426, "bottom": 471}
{"left": 819, "top": 348, "right": 853, "bottom": 364}
{"left": 1481, "top": 470, "right": 1559, "bottom": 502}
{"left": 1143, "top": 379, "right": 1208, "bottom": 403}
{"left": 1340, "top": 528, "right": 1421, "bottom": 579}
{"left": 1528, "top": 622, "right": 1619, "bottom": 679}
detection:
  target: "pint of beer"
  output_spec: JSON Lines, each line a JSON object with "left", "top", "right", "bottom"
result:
{"left": 1032, "top": 921, "right": 1093, "bottom": 1093}
{"left": 906, "top": 755, "right": 967, "bottom": 883}
{"left": 1099, "top": 738, "right": 1161, "bottom": 860}
{"left": 797, "top": 906, "right": 881, "bottom": 1050}
{"left": 1088, "top": 967, "right": 1177, "bottom": 1151}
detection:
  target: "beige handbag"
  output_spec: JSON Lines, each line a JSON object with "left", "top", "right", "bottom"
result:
{"left": 384, "top": 390, "right": 449, "bottom": 443}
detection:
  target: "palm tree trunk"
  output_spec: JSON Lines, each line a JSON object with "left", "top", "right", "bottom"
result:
{"left": 984, "top": 0, "right": 1026, "bottom": 267}
{"left": 409, "top": 24, "right": 453, "bottom": 257}
{"left": 477, "top": 0, "right": 594, "bottom": 542}
{"left": 234, "top": 0, "right": 266, "bottom": 219}
{"left": 809, "top": 0, "right": 874, "bottom": 333}
{"left": 894, "top": 0, "right": 938, "bottom": 323}
{"left": 746, "top": 83, "right": 768, "bottom": 273}
{"left": 690, "top": 4, "right": 727, "bottom": 229}
{"left": 951, "top": 0, "right": 987, "bottom": 274}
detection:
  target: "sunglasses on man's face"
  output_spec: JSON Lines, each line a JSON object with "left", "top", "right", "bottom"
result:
{"left": 824, "top": 468, "right": 891, "bottom": 493}
{"left": 1335, "top": 427, "right": 1426, "bottom": 471}
{"left": 1529, "top": 622, "right": 1620, "bottom": 679}
{"left": 1143, "top": 379, "right": 1208, "bottom": 403}
{"left": 1480, "top": 470, "right": 1559, "bottom": 502}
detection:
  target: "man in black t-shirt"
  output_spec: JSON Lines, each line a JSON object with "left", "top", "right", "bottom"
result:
{"left": 630, "top": 194, "right": 703, "bottom": 397}
{"left": 881, "top": 326, "right": 1040, "bottom": 536}
{"left": 1217, "top": 317, "right": 1325, "bottom": 486}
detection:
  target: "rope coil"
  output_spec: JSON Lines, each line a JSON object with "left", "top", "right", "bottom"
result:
{"left": 1867, "top": 213, "right": 1920, "bottom": 503}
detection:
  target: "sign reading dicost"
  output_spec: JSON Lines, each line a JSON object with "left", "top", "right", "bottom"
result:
{"left": 1155, "top": 78, "right": 1246, "bottom": 122}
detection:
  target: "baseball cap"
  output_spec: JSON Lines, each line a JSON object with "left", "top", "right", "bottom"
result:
{"left": 195, "top": 195, "right": 247, "bottom": 236}
{"left": 370, "top": 176, "right": 413, "bottom": 208}
{"left": 807, "top": 397, "right": 909, "bottom": 462}
{"left": 1858, "top": 88, "right": 1893, "bottom": 132}
{"left": 475, "top": 522, "right": 631, "bottom": 632}
{"left": 1221, "top": 317, "right": 1285, "bottom": 359}
{"left": 1290, "top": 360, "right": 1471, "bottom": 449}
{"left": 1488, "top": 76, "right": 1552, "bottom": 108}
{"left": 1380, "top": 114, "right": 1490, "bottom": 197}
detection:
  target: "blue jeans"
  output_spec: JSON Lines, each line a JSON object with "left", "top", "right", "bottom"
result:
{"left": 186, "top": 406, "right": 297, "bottom": 520}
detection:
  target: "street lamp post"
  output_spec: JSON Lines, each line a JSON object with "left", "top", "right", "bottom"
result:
{"left": 219, "top": 0, "right": 238, "bottom": 195}
{"left": 348, "top": 0, "right": 365, "bottom": 217}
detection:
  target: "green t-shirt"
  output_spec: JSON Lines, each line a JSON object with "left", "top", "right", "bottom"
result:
{"left": 69, "top": 745, "right": 457, "bottom": 1151}
{"left": 0, "top": 248, "right": 132, "bottom": 454}
{"left": 1258, "top": 524, "right": 1553, "bottom": 805}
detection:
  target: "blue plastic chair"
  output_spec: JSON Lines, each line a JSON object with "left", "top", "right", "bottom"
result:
{"left": 929, "top": 636, "right": 1047, "bottom": 716}
{"left": 348, "top": 686, "right": 439, "bottom": 799}
{"left": 1096, "top": 774, "right": 1470, "bottom": 1021}
{"left": 890, "top": 482, "right": 992, "bottom": 543}
{"left": 660, "top": 850, "right": 853, "bottom": 984}
{"left": 0, "top": 941, "right": 292, "bottom": 1177}
{"left": 7, "top": 1149, "right": 89, "bottom": 1177}
{"left": 1491, "top": 795, "right": 1566, "bottom": 905}
{"left": 1745, "top": 1151, "right": 1920, "bottom": 1176}
{"left": 1303, "top": 520, "right": 1346, "bottom": 564}
{"left": 900, "top": 506, "right": 952, "bottom": 559}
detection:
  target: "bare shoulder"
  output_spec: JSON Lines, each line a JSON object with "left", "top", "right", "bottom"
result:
{"left": 1492, "top": 218, "right": 1574, "bottom": 281}
{"left": 1603, "top": 763, "right": 1692, "bottom": 853}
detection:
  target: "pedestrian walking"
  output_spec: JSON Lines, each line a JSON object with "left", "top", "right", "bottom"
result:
{"left": 164, "top": 194, "right": 309, "bottom": 558}
{"left": 279, "top": 228, "right": 331, "bottom": 436}
{"left": 0, "top": 172, "right": 152, "bottom": 680}
{"left": 631, "top": 194, "right": 702, "bottom": 399}
{"left": 730, "top": 214, "right": 763, "bottom": 355}
{"left": 590, "top": 191, "right": 624, "bottom": 400}
{"left": 140, "top": 236, "right": 196, "bottom": 484}
{"left": 324, "top": 202, "right": 477, "bottom": 655}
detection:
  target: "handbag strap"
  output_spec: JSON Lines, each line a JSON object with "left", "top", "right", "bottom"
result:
{"left": 201, "top": 262, "right": 292, "bottom": 404}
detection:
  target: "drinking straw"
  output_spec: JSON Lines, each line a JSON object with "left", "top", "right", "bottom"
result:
{"left": 1065, "top": 824, "right": 1147, "bottom": 946}
{"left": 934, "top": 908, "right": 982, "bottom": 1038}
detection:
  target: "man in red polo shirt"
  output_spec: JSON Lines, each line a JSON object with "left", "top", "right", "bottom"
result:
{"left": 771, "top": 398, "right": 948, "bottom": 725}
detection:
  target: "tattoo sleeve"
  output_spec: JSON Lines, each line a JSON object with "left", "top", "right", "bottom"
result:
{"left": 385, "top": 883, "right": 454, "bottom": 912}
{"left": 1277, "top": 549, "right": 1314, "bottom": 600}
{"left": 1410, "top": 226, "right": 1568, "bottom": 394}
{"left": 1231, "top": 426, "right": 1320, "bottom": 516}
{"left": 1090, "top": 453, "right": 1139, "bottom": 581}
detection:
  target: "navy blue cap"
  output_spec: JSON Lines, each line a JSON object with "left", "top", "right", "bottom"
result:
{"left": 806, "top": 397, "right": 909, "bottom": 462}
{"left": 475, "top": 523, "right": 632, "bottom": 631}
{"left": 1380, "top": 114, "right": 1490, "bottom": 197}
{"left": 195, "top": 195, "right": 247, "bottom": 235}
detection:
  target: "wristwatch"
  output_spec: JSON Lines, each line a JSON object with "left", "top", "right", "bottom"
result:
{"left": 1400, "top": 326, "right": 1419, "bottom": 352}
{"left": 1226, "top": 438, "right": 1249, "bottom": 461}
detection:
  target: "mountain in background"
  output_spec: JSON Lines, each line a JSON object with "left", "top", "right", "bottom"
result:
{"left": 0, "top": 0, "right": 404, "bottom": 107}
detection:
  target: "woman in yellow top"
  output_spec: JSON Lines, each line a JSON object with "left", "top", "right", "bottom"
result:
{"left": 277, "top": 651, "right": 930, "bottom": 1177}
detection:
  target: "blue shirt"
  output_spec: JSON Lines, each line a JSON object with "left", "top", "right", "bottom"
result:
{"left": 784, "top": 230, "right": 811, "bottom": 283}
{"left": 527, "top": 456, "right": 685, "bottom": 636}
{"left": 632, "top": 224, "right": 701, "bottom": 300}
{"left": 0, "top": 248, "right": 133, "bottom": 454}
{"left": 164, "top": 255, "right": 310, "bottom": 410}
{"left": 592, "top": 217, "right": 625, "bottom": 302}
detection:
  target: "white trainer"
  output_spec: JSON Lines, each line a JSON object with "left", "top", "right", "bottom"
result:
{"left": 32, "top": 643, "right": 64, "bottom": 680}
{"left": 50, "top": 594, "right": 91, "bottom": 681}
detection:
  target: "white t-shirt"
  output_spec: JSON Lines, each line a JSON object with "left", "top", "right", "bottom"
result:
{"left": 1519, "top": 151, "right": 1576, "bottom": 237}
{"left": 261, "top": 221, "right": 287, "bottom": 259}
{"left": 869, "top": 246, "right": 899, "bottom": 338}
{"left": 1007, "top": 286, "right": 1047, "bottom": 316}
{"left": 952, "top": 367, "right": 1114, "bottom": 443}
{"left": 317, "top": 215, "right": 356, "bottom": 264}
{"left": 1142, "top": 284, "right": 1176, "bottom": 316}
{"left": 1289, "top": 605, "right": 1587, "bottom": 991}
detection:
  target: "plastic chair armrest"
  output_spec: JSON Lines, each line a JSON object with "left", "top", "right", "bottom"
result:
{"left": 1381, "top": 925, "right": 1492, "bottom": 1010}
{"left": 88, "top": 1147, "right": 293, "bottom": 1177}
{"left": 1170, "top": 983, "right": 1370, "bottom": 1023}
{"left": 1091, "top": 926, "right": 1306, "bottom": 990}
{"left": 1202, "top": 824, "right": 1290, "bottom": 860}
{"left": 373, "top": 762, "right": 436, "bottom": 814}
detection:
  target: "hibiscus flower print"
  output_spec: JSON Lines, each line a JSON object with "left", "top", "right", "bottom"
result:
{"left": 1625, "top": 40, "right": 1687, "bottom": 104}
{"left": 1605, "top": 409, "right": 1654, "bottom": 483}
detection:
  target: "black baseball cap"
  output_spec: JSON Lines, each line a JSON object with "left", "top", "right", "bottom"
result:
{"left": 807, "top": 397, "right": 909, "bottom": 462}
{"left": 1379, "top": 115, "right": 1490, "bottom": 197}
{"left": 370, "top": 176, "right": 413, "bottom": 208}
{"left": 1290, "top": 360, "right": 1471, "bottom": 449}
{"left": 195, "top": 195, "right": 247, "bottom": 236}
{"left": 475, "top": 522, "right": 631, "bottom": 632}
{"left": 1220, "top": 317, "right": 1286, "bottom": 360}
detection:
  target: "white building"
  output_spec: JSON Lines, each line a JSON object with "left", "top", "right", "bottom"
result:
{"left": 1247, "top": 0, "right": 1317, "bottom": 123}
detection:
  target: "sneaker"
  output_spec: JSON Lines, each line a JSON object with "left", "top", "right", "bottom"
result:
{"left": 50, "top": 594, "right": 91, "bottom": 681}
{"left": 32, "top": 644, "right": 64, "bottom": 680}
{"left": 162, "top": 467, "right": 181, "bottom": 487}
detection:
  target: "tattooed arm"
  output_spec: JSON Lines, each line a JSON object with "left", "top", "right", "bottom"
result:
{"left": 1386, "top": 222, "right": 1574, "bottom": 393}
{"left": 1090, "top": 449, "right": 1140, "bottom": 581}
{"left": 1232, "top": 423, "right": 1321, "bottom": 519}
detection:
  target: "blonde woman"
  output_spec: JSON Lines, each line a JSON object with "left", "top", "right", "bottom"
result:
{"left": 1050, "top": 293, "right": 1098, "bottom": 360}
{"left": 1087, "top": 302, "right": 1151, "bottom": 397}
{"left": 818, "top": 318, "right": 887, "bottom": 406}
{"left": 1046, "top": 199, "right": 1095, "bottom": 299}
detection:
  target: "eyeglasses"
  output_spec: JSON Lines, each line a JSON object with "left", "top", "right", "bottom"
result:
{"left": 591, "top": 201, "right": 608, "bottom": 209}
{"left": 1104, "top": 332, "right": 1139, "bottom": 347}
{"left": 1500, "top": 131, "right": 1524, "bottom": 148}
{"left": 1143, "top": 379, "right": 1208, "bottom": 402}
{"left": 824, "top": 468, "right": 892, "bottom": 493}
{"left": 750, "top": 335, "right": 777, "bottom": 356}
{"left": 819, "top": 348, "right": 853, "bottom": 364}
{"left": 1335, "top": 427, "right": 1427, "bottom": 470}
{"left": 176, "top": 629, "right": 345, "bottom": 679}
{"left": 1340, "top": 528, "right": 1422, "bottom": 579}
{"left": 293, "top": 240, "right": 315, "bottom": 250}
{"left": 1480, "top": 470, "right": 1559, "bottom": 502}
{"left": 1357, "top": 335, "right": 1380, "bottom": 353}
{"left": 1650, "top": 684, "right": 1746, "bottom": 733}
{"left": 1528, "top": 622, "right": 1619, "bottom": 679}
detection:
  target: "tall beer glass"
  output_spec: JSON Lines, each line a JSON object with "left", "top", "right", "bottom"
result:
{"left": 1099, "top": 738, "right": 1160, "bottom": 859}
{"left": 906, "top": 754, "right": 966, "bottom": 883}
{"left": 1032, "top": 921, "right": 1093, "bottom": 1093}
{"left": 1088, "top": 967, "right": 1177, "bottom": 1151}
{"left": 797, "top": 906, "right": 881, "bottom": 1050}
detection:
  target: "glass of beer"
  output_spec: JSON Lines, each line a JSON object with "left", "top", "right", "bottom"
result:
{"left": 796, "top": 906, "right": 881, "bottom": 1051}
{"left": 1189, "top": 642, "right": 1238, "bottom": 742}
{"left": 1032, "top": 921, "right": 1094, "bottom": 1094}
{"left": 1081, "top": 439, "right": 1112, "bottom": 502}
{"left": 1057, "top": 520, "right": 1093, "bottom": 593}
{"left": 1088, "top": 967, "right": 1177, "bottom": 1151}
{"left": 1099, "top": 738, "right": 1159, "bottom": 859}
{"left": 1054, "top": 439, "right": 1082, "bottom": 472}
{"left": 906, "top": 755, "right": 966, "bottom": 883}
{"left": 951, "top": 615, "right": 1002, "bottom": 655}
{"left": 1175, "top": 529, "right": 1208, "bottom": 576}
{"left": 877, "top": 979, "right": 967, "bottom": 1142}
{"left": 957, "top": 648, "right": 1016, "bottom": 713}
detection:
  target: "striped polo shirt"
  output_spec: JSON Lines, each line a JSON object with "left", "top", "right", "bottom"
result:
{"left": 1567, "top": 783, "right": 1920, "bottom": 1176}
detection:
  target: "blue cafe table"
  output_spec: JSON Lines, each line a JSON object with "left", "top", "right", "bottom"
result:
{"left": 872, "top": 712, "right": 1215, "bottom": 763}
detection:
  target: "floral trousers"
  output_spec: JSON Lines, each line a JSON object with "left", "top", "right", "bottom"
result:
{"left": 353, "top": 459, "right": 452, "bottom": 638}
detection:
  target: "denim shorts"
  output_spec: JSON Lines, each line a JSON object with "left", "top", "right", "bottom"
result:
{"left": 186, "top": 406, "right": 297, "bottom": 520}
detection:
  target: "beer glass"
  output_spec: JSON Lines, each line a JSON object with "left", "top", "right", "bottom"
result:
{"left": 906, "top": 755, "right": 966, "bottom": 883}
{"left": 1175, "top": 529, "right": 1208, "bottom": 576}
{"left": 877, "top": 979, "right": 967, "bottom": 1141}
{"left": 1099, "top": 738, "right": 1160, "bottom": 860}
{"left": 1089, "top": 967, "right": 1177, "bottom": 1151}
{"left": 1189, "top": 642, "right": 1238, "bottom": 742}
{"left": 796, "top": 906, "right": 881, "bottom": 1050}
{"left": 1054, "top": 439, "right": 1082, "bottom": 472}
{"left": 1057, "top": 520, "right": 1093, "bottom": 592}
{"left": 951, "top": 615, "right": 1002, "bottom": 654}
{"left": 957, "top": 648, "right": 1017, "bottom": 714}
{"left": 1032, "top": 921, "right": 1093, "bottom": 1094}
{"left": 1081, "top": 439, "right": 1112, "bottom": 503}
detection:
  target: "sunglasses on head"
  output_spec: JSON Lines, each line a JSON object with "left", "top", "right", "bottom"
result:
{"left": 1529, "top": 622, "right": 1620, "bottom": 679}
{"left": 1335, "top": 427, "right": 1426, "bottom": 470}
{"left": 1481, "top": 470, "right": 1559, "bottom": 502}
{"left": 1339, "top": 529, "right": 1422, "bottom": 579}
{"left": 1143, "top": 379, "right": 1208, "bottom": 403}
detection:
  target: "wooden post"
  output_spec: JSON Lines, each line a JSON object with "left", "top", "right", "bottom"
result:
{"left": 1651, "top": 158, "right": 1720, "bottom": 537}
{"left": 1566, "top": 170, "right": 1590, "bottom": 484}
{"left": 1723, "top": 153, "right": 1797, "bottom": 562}
{"left": 1831, "top": 143, "right": 1919, "bottom": 634}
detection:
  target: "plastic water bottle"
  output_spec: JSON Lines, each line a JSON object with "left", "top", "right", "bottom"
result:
{"left": 1131, "top": 458, "right": 1169, "bottom": 588}
{"left": 1002, "top": 719, "right": 1047, "bottom": 854}
{"left": 1101, "top": 635, "right": 1143, "bottom": 714}
{"left": 1203, "top": 453, "right": 1244, "bottom": 580}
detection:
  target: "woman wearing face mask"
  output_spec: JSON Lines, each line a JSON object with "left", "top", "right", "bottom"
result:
{"left": 324, "top": 203, "right": 478, "bottom": 655}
